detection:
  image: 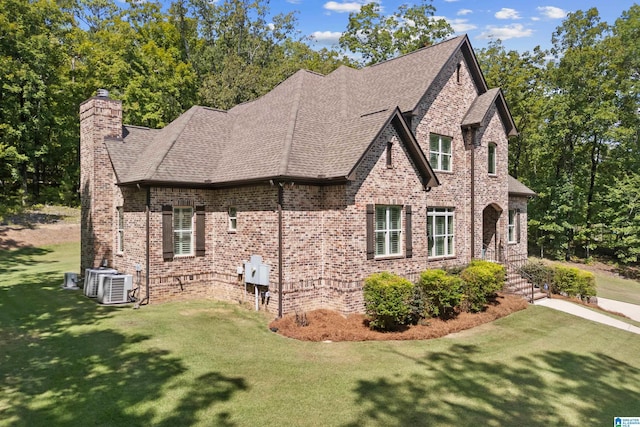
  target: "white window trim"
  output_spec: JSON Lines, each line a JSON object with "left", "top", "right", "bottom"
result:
{"left": 429, "top": 134, "right": 452, "bottom": 172}
{"left": 228, "top": 206, "right": 237, "bottom": 232}
{"left": 428, "top": 207, "right": 455, "bottom": 258}
{"left": 116, "top": 206, "right": 124, "bottom": 254}
{"left": 173, "top": 206, "right": 194, "bottom": 256}
{"left": 375, "top": 205, "right": 402, "bottom": 257}
{"left": 508, "top": 209, "right": 517, "bottom": 244}
{"left": 488, "top": 143, "right": 497, "bottom": 175}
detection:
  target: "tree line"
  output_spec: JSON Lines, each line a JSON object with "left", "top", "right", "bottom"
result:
{"left": 477, "top": 6, "right": 640, "bottom": 263}
{"left": 1, "top": 0, "right": 638, "bottom": 264}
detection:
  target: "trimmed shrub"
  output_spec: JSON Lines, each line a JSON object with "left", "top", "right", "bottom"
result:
{"left": 417, "top": 269, "right": 463, "bottom": 319}
{"left": 460, "top": 260, "right": 505, "bottom": 312}
{"left": 363, "top": 272, "right": 414, "bottom": 331}
{"left": 520, "top": 260, "right": 553, "bottom": 289}
{"left": 552, "top": 265, "right": 596, "bottom": 301}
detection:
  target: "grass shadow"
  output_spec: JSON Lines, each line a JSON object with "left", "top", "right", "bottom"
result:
{"left": 0, "top": 246, "right": 53, "bottom": 274}
{"left": 346, "top": 343, "right": 640, "bottom": 426}
{"left": 0, "top": 267, "right": 248, "bottom": 426}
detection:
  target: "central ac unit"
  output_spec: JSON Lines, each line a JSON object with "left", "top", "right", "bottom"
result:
{"left": 97, "top": 274, "right": 133, "bottom": 304}
{"left": 84, "top": 268, "right": 117, "bottom": 298}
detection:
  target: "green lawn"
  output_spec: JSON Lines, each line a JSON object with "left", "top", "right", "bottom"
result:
{"left": 595, "top": 271, "right": 640, "bottom": 305}
{"left": 2, "top": 243, "right": 640, "bottom": 426}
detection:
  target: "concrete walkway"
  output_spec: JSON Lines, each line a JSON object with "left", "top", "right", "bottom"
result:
{"left": 534, "top": 298, "right": 640, "bottom": 335}
{"left": 596, "top": 297, "right": 640, "bottom": 322}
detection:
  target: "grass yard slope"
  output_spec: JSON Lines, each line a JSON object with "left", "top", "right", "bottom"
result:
{"left": 2, "top": 242, "right": 640, "bottom": 426}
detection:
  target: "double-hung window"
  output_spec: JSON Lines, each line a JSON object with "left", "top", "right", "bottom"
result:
{"left": 228, "top": 207, "right": 237, "bottom": 231}
{"left": 427, "top": 207, "right": 454, "bottom": 257}
{"left": 508, "top": 209, "right": 520, "bottom": 244}
{"left": 375, "top": 206, "right": 402, "bottom": 257}
{"left": 116, "top": 206, "right": 124, "bottom": 253}
{"left": 429, "top": 134, "right": 452, "bottom": 172}
{"left": 173, "top": 207, "right": 193, "bottom": 256}
{"left": 488, "top": 143, "right": 497, "bottom": 175}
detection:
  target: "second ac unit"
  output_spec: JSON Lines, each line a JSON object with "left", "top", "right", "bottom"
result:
{"left": 97, "top": 274, "right": 133, "bottom": 304}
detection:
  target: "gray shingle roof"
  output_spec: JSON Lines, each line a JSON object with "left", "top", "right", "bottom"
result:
{"left": 508, "top": 175, "right": 536, "bottom": 197}
{"left": 105, "top": 34, "right": 511, "bottom": 188}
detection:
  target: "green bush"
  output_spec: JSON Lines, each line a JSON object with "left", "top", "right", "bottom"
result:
{"left": 520, "top": 260, "right": 553, "bottom": 288}
{"left": 552, "top": 265, "right": 596, "bottom": 301}
{"left": 460, "top": 260, "right": 505, "bottom": 312}
{"left": 363, "top": 272, "right": 414, "bottom": 331}
{"left": 417, "top": 269, "right": 463, "bottom": 319}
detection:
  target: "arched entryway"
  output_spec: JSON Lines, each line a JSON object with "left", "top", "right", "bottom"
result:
{"left": 482, "top": 203, "right": 503, "bottom": 262}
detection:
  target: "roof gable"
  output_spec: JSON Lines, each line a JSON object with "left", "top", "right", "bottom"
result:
{"left": 462, "top": 88, "right": 518, "bottom": 136}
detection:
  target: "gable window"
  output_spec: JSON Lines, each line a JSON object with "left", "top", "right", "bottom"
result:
{"left": 488, "top": 143, "right": 497, "bottom": 175}
{"left": 508, "top": 209, "right": 520, "bottom": 244}
{"left": 386, "top": 141, "right": 393, "bottom": 168}
{"left": 428, "top": 207, "right": 454, "bottom": 257}
{"left": 228, "top": 207, "right": 237, "bottom": 231}
{"left": 375, "top": 206, "right": 402, "bottom": 257}
{"left": 429, "top": 134, "right": 452, "bottom": 172}
{"left": 116, "top": 206, "right": 124, "bottom": 253}
{"left": 173, "top": 207, "right": 193, "bottom": 256}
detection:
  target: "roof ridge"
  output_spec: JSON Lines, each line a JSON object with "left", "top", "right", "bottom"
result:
{"left": 364, "top": 35, "right": 465, "bottom": 69}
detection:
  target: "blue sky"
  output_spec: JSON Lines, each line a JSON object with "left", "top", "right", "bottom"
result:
{"left": 266, "top": 0, "right": 637, "bottom": 53}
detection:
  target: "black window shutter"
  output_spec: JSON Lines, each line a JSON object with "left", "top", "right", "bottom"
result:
{"left": 405, "top": 205, "right": 413, "bottom": 258}
{"left": 162, "top": 205, "right": 173, "bottom": 260}
{"left": 195, "top": 205, "right": 205, "bottom": 256}
{"left": 516, "top": 209, "right": 522, "bottom": 243}
{"left": 366, "top": 204, "right": 374, "bottom": 260}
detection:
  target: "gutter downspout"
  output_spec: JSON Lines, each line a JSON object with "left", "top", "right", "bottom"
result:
{"left": 277, "top": 183, "right": 284, "bottom": 318}
{"left": 145, "top": 187, "right": 150, "bottom": 304}
{"left": 469, "top": 128, "right": 476, "bottom": 260}
{"left": 134, "top": 186, "right": 151, "bottom": 308}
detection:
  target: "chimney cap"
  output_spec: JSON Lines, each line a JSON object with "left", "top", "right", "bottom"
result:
{"left": 96, "top": 89, "right": 109, "bottom": 98}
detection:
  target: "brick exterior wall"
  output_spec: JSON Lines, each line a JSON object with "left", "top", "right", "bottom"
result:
{"left": 80, "top": 47, "right": 529, "bottom": 315}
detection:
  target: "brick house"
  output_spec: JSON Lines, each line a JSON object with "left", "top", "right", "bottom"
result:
{"left": 80, "top": 35, "right": 535, "bottom": 315}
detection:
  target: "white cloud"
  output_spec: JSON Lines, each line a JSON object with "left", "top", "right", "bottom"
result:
{"left": 457, "top": 9, "right": 473, "bottom": 16}
{"left": 478, "top": 24, "right": 533, "bottom": 40}
{"left": 323, "top": 1, "right": 366, "bottom": 13}
{"left": 537, "top": 6, "right": 567, "bottom": 19}
{"left": 286, "top": 0, "right": 302, "bottom": 3}
{"left": 444, "top": 0, "right": 459, "bottom": 2}
{"left": 495, "top": 8, "right": 521, "bottom": 20}
{"left": 448, "top": 18, "right": 477, "bottom": 33}
{"left": 311, "top": 30, "right": 343, "bottom": 44}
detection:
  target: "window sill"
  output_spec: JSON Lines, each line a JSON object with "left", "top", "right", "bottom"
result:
{"left": 116, "top": 252, "right": 123, "bottom": 257}
{"left": 507, "top": 241, "right": 518, "bottom": 245}
{"left": 374, "top": 254, "right": 404, "bottom": 261}
{"left": 428, "top": 255, "right": 456, "bottom": 261}
{"left": 433, "top": 169, "right": 453, "bottom": 174}
{"left": 488, "top": 173, "right": 498, "bottom": 177}
{"left": 228, "top": 230, "right": 237, "bottom": 234}
{"left": 173, "top": 254, "right": 195, "bottom": 259}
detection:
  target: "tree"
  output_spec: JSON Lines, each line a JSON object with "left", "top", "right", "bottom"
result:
{"left": 339, "top": 0, "right": 452, "bottom": 65}
{"left": 0, "top": 0, "right": 77, "bottom": 206}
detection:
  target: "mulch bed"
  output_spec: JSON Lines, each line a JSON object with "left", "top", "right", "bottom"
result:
{"left": 269, "top": 293, "right": 529, "bottom": 342}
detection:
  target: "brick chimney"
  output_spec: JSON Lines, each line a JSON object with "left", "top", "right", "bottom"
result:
{"left": 80, "top": 90, "right": 122, "bottom": 273}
